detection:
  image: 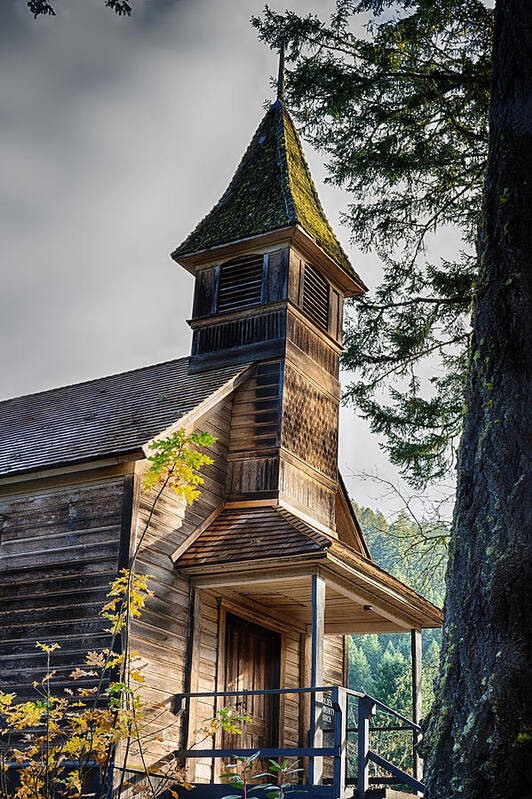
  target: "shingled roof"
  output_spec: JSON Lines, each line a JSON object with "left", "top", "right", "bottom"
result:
{"left": 174, "top": 505, "right": 331, "bottom": 568}
{"left": 172, "top": 101, "right": 361, "bottom": 284}
{"left": 0, "top": 359, "right": 250, "bottom": 477}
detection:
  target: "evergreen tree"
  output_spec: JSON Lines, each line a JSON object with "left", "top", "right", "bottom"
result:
{"left": 27, "top": 0, "right": 132, "bottom": 17}
{"left": 253, "top": 1, "right": 492, "bottom": 488}
{"left": 372, "top": 643, "right": 413, "bottom": 772}
{"left": 356, "top": 501, "right": 447, "bottom": 601}
{"left": 374, "top": 643, "right": 411, "bottom": 713}
{"left": 348, "top": 639, "right": 374, "bottom": 693}
{"left": 360, "top": 633, "right": 383, "bottom": 674}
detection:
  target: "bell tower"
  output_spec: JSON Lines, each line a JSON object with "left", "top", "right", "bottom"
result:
{"left": 172, "top": 65, "right": 366, "bottom": 532}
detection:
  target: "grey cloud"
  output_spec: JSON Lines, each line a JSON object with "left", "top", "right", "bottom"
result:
{"left": 0, "top": 0, "right": 451, "bottom": 510}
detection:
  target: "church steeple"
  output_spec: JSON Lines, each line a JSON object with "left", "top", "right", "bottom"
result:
{"left": 172, "top": 74, "right": 367, "bottom": 531}
{"left": 172, "top": 99, "right": 365, "bottom": 293}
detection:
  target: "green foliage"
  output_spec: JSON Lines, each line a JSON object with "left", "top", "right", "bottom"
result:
{"left": 345, "top": 502, "right": 444, "bottom": 781}
{"left": 262, "top": 758, "right": 303, "bottom": 799}
{"left": 374, "top": 644, "right": 411, "bottom": 712}
{"left": 28, "top": 0, "right": 133, "bottom": 18}
{"left": 142, "top": 429, "right": 216, "bottom": 504}
{"left": 221, "top": 756, "right": 303, "bottom": 799}
{"left": 253, "top": 0, "right": 493, "bottom": 488}
{"left": 348, "top": 639, "right": 374, "bottom": 693}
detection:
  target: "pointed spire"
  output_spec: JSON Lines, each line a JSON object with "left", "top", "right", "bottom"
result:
{"left": 172, "top": 101, "right": 366, "bottom": 290}
{"left": 276, "top": 38, "right": 286, "bottom": 102}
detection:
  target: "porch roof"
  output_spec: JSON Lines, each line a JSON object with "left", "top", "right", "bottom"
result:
{"left": 173, "top": 505, "right": 331, "bottom": 568}
{"left": 173, "top": 504, "right": 443, "bottom": 634}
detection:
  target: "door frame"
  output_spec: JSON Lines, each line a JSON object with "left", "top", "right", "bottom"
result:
{"left": 223, "top": 612, "right": 282, "bottom": 751}
{"left": 212, "top": 600, "right": 288, "bottom": 780}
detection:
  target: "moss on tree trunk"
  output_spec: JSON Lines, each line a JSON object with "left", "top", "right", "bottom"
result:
{"left": 422, "top": 1, "right": 532, "bottom": 796}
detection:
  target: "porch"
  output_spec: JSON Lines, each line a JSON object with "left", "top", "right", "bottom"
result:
{"left": 171, "top": 527, "right": 442, "bottom": 798}
{"left": 173, "top": 684, "right": 425, "bottom": 798}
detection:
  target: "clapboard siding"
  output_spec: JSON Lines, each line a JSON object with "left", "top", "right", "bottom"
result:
{"left": 194, "top": 592, "right": 219, "bottom": 783}
{"left": 322, "top": 636, "right": 346, "bottom": 780}
{"left": 324, "top": 635, "right": 346, "bottom": 686}
{"left": 281, "top": 632, "right": 301, "bottom": 749}
{"left": 0, "top": 476, "right": 127, "bottom": 697}
{"left": 128, "top": 398, "right": 232, "bottom": 771}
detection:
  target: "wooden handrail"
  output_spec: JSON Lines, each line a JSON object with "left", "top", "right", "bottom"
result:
{"left": 172, "top": 747, "right": 339, "bottom": 759}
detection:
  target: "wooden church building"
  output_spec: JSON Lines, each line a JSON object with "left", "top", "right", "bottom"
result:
{"left": 0, "top": 78, "right": 442, "bottom": 797}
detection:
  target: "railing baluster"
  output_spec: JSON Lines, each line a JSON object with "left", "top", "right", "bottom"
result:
{"left": 357, "top": 696, "right": 376, "bottom": 799}
{"left": 332, "top": 687, "right": 346, "bottom": 799}
{"left": 170, "top": 685, "right": 424, "bottom": 796}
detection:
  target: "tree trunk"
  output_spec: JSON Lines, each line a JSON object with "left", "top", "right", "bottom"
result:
{"left": 423, "top": 1, "right": 532, "bottom": 796}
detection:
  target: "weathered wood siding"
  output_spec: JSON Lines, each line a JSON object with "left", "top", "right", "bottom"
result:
{"left": 129, "top": 398, "right": 231, "bottom": 770}
{"left": 324, "top": 635, "right": 346, "bottom": 686}
{"left": 193, "top": 591, "right": 219, "bottom": 783}
{"left": 227, "top": 360, "right": 282, "bottom": 500}
{"left": 280, "top": 631, "right": 301, "bottom": 748}
{"left": 0, "top": 474, "right": 128, "bottom": 698}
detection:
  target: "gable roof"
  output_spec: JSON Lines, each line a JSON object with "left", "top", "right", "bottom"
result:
{"left": 0, "top": 358, "right": 250, "bottom": 477}
{"left": 174, "top": 505, "right": 331, "bottom": 569}
{"left": 172, "top": 101, "right": 363, "bottom": 285}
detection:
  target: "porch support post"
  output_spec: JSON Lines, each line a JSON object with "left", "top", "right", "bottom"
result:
{"left": 411, "top": 628, "right": 423, "bottom": 785}
{"left": 309, "top": 573, "right": 325, "bottom": 786}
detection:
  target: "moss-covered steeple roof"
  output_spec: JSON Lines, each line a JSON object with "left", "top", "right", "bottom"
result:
{"left": 172, "top": 101, "right": 359, "bottom": 282}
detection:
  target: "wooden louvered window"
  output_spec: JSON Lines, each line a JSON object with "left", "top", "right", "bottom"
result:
{"left": 217, "top": 254, "right": 264, "bottom": 313}
{"left": 302, "top": 263, "right": 329, "bottom": 331}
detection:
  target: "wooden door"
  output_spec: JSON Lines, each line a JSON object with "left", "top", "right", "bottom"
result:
{"left": 223, "top": 614, "right": 281, "bottom": 758}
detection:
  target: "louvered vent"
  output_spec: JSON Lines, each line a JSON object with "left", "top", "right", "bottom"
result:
{"left": 217, "top": 254, "right": 264, "bottom": 313}
{"left": 302, "top": 264, "right": 329, "bottom": 330}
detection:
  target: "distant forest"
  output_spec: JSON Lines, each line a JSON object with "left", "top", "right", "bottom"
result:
{"left": 346, "top": 504, "right": 446, "bottom": 774}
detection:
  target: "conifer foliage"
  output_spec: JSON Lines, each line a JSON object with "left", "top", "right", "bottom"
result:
{"left": 347, "top": 505, "right": 443, "bottom": 782}
{"left": 254, "top": 0, "right": 493, "bottom": 488}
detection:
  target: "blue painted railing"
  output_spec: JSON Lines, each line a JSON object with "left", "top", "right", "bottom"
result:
{"left": 173, "top": 685, "right": 424, "bottom": 798}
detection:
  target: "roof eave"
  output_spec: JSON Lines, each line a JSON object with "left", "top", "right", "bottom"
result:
{"left": 174, "top": 550, "right": 330, "bottom": 575}
{"left": 292, "top": 226, "right": 367, "bottom": 296}
{"left": 172, "top": 224, "right": 366, "bottom": 296}
{"left": 171, "top": 226, "right": 298, "bottom": 274}
{"left": 327, "top": 544, "right": 444, "bottom": 628}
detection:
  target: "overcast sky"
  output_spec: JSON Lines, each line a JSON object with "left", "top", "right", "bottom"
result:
{"left": 0, "top": 0, "right": 457, "bottom": 513}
